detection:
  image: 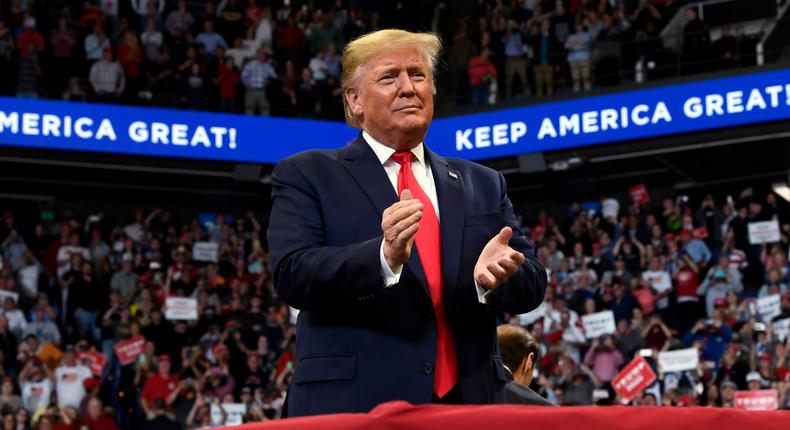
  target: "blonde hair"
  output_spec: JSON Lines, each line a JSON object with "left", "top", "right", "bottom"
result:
{"left": 341, "top": 29, "right": 441, "bottom": 128}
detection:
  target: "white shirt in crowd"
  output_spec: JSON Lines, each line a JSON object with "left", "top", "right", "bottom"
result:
{"left": 18, "top": 264, "right": 39, "bottom": 298}
{"left": 226, "top": 46, "right": 254, "bottom": 69}
{"left": 363, "top": 131, "right": 489, "bottom": 304}
{"left": 642, "top": 269, "right": 673, "bottom": 309}
{"left": 140, "top": 30, "right": 163, "bottom": 60}
{"left": 22, "top": 378, "right": 52, "bottom": 412}
{"left": 0, "top": 308, "right": 28, "bottom": 337}
{"left": 55, "top": 364, "right": 93, "bottom": 408}
{"left": 308, "top": 57, "right": 327, "bottom": 81}
{"left": 544, "top": 307, "right": 580, "bottom": 332}
{"left": 130, "top": 0, "right": 165, "bottom": 15}
{"left": 123, "top": 223, "right": 143, "bottom": 241}
{"left": 561, "top": 323, "right": 586, "bottom": 364}
{"left": 56, "top": 245, "right": 90, "bottom": 278}
{"left": 100, "top": 0, "right": 118, "bottom": 16}
{"left": 254, "top": 18, "right": 273, "bottom": 50}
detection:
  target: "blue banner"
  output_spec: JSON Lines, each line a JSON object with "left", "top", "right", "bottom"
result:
{"left": 0, "top": 68, "right": 788, "bottom": 164}
{"left": 0, "top": 97, "right": 355, "bottom": 164}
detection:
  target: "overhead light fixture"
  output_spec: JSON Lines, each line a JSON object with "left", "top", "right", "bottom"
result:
{"left": 772, "top": 182, "right": 790, "bottom": 202}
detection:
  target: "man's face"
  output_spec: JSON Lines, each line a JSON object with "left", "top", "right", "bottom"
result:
{"left": 347, "top": 48, "right": 434, "bottom": 148}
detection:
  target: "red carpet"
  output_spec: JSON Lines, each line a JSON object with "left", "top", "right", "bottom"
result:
{"left": 227, "top": 401, "right": 789, "bottom": 429}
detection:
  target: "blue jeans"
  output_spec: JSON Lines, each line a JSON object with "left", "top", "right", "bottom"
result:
{"left": 471, "top": 85, "right": 488, "bottom": 106}
{"left": 220, "top": 98, "right": 236, "bottom": 112}
{"left": 74, "top": 310, "right": 100, "bottom": 342}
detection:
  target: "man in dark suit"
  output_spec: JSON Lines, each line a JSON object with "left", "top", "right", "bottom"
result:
{"left": 497, "top": 324, "right": 553, "bottom": 405}
{"left": 268, "top": 29, "right": 547, "bottom": 417}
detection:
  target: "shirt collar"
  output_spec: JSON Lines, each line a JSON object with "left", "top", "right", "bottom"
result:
{"left": 362, "top": 130, "right": 425, "bottom": 167}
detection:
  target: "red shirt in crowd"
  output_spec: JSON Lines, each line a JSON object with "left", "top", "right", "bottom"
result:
{"left": 44, "top": 237, "right": 65, "bottom": 278}
{"left": 78, "top": 416, "right": 120, "bottom": 430}
{"left": 245, "top": 4, "right": 263, "bottom": 26}
{"left": 277, "top": 25, "right": 305, "bottom": 51}
{"left": 141, "top": 373, "right": 180, "bottom": 407}
{"left": 79, "top": 3, "right": 103, "bottom": 29}
{"left": 274, "top": 350, "right": 294, "bottom": 380}
{"left": 217, "top": 63, "right": 241, "bottom": 100}
{"left": 467, "top": 56, "right": 497, "bottom": 87}
{"left": 633, "top": 286, "right": 655, "bottom": 315}
{"left": 117, "top": 42, "right": 142, "bottom": 78}
{"left": 675, "top": 268, "right": 699, "bottom": 301}
{"left": 16, "top": 29, "right": 44, "bottom": 57}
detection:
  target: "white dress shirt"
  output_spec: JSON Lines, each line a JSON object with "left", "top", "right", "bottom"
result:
{"left": 363, "top": 131, "right": 489, "bottom": 304}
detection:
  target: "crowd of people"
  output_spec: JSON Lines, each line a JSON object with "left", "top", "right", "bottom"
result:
{"left": 513, "top": 186, "right": 790, "bottom": 407}
{"left": 0, "top": 208, "right": 290, "bottom": 428}
{"left": 0, "top": 184, "right": 787, "bottom": 430}
{"left": 452, "top": 0, "right": 749, "bottom": 106}
{"left": 0, "top": 0, "right": 752, "bottom": 115}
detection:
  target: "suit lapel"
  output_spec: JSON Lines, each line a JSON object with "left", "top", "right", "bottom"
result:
{"left": 426, "top": 149, "right": 466, "bottom": 294}
{"left": 340, "top": 133, "right": 430, "bottom": 295}
{"left": 340, "top": 134, "right": 397, "bottom": 216}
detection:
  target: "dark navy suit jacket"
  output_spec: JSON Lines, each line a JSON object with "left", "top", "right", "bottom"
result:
{"left": 268, "top": 133, "right": 547, "bottom": 417}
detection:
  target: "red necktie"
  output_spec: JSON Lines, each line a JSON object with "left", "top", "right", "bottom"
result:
{"left": 390, "top": 150, "right": 458, "bottom": 398}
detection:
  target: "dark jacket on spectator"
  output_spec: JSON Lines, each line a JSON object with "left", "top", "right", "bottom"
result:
{"left": 504, "top": 370, "right": 553, "bottom": 406}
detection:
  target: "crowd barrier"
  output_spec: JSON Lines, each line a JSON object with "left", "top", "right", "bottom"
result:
{"left": 226, "top": 400, "right": 789, "bottom": 430}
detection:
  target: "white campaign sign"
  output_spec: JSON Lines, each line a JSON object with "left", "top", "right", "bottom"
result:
{"left": 165, "top": 297, "right": 198, "bottom": 321}
{"left": 210, "top": 403, "right": 247, "bottom": 426}
{"left": 757, "top": 294, "right": 781, "bottom": 322}
{"left": 582, "top": 310, "right": 616, "bottom": 339}
{"left": 193, "top": 241, "right": 219, "bottom": 262}
{"left": 773, "top": 318, "right": 790, "bottom": 342}
{"left": 658, "top": 348, "right": 699, "bottom": 373}
{"left": 602, "top": 198, "right": 620, "bottom": 220}
{"left": 748, "top": 220, "right": 781, "bottom": 245}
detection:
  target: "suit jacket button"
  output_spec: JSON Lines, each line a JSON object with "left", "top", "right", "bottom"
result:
{"left": 424, "top": 363, "right": 434, "bottom": 375}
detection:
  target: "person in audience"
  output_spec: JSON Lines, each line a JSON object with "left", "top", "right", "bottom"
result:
{"left": 497, "top": 324, "right": 552, "bottom": 405}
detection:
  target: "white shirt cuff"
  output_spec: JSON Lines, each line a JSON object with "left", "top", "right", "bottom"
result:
{"left": 476, "top": 280, "right": 495, "bottom": 304}
{"left": 380, "top": 239, "right": 402, "bottom": 288}
{"left": 380, "top": 240, "right": 492, "bottom": 303}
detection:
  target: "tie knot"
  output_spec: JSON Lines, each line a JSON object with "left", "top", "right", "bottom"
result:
{"left": 391, "top": 150, "right": 415, "bottom": 166}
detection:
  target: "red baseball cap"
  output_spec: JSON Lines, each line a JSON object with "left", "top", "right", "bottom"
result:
{"left": 158, "top": 354, "right": 171, "bottom": 363}
{"left": 83, "top": 378, "right": 101, "bottom": 390}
